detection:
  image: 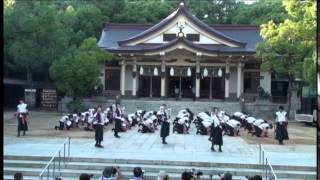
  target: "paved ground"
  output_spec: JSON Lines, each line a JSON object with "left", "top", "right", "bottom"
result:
{"left": 3, "top": 110, "right": 317, "bottom": 167}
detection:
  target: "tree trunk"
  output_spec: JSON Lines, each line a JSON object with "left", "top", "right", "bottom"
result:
{"left": 26, "top": 69, "right": 33, "bottom": 83}
{"left": 26, "top": 68, "right": 34, "bottom": 90}
{"left": 287, "top": 82, "right": 293, "bottom": 119}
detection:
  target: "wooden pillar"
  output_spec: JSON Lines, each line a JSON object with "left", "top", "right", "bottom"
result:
{"left": 150, "top": 76, "right": 153, "bottom": 98}
{"left": 237, "top": 62, "right": 242, "bottom": 98}
{"left": 120, "top": 60, "right": 126, "bottom": 96}
{"left": 179, "top": 75, "right": 182, "bottom": 99}
{"left": 161, "top": 60, "right": 166, "bottom": 98}
{"left": 132, "top": 60, "right": 137, "bottom": 97}
{"left": 225, "top": 62, "right": 230, "bottom": 99}
{"left": 195, "top": 61, "right": 200, "bottom": 99}
{"left": 209, "top": 75, "right": 212, "bottom": 99}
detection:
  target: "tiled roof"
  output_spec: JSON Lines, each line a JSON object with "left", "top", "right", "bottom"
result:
{"left": 98, "top": 4, "right": 263, "bottom": 54}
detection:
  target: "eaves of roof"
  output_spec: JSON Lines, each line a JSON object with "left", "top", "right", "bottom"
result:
{"left": 105, "top": 37, "right": 255, "bottom": 55}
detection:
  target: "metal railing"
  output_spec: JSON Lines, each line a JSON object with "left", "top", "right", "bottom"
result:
{"left": 259, "top": 144, "right": 278, "bottom": 180}
{"left": 39, "top": 137, "right": 71, "bottom": 180}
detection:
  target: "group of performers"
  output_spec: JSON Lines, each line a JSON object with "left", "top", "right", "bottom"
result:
{"left": 16, "top": 97, "right": 289, "bottom": 148}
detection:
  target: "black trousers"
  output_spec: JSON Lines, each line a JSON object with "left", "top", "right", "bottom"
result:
{"left": 17, "top": 114, "right": 28, "bottom": 136}
{"left": 162, "top": 136, "right": 166, "bottom": 143}
{"left": 95, "top": 124, "right": 103, "bottom": 144}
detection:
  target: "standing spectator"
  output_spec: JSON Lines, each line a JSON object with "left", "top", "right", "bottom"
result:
{"left": 157, "top": 170, "right": 169, "bottom": 180}
{"left": 100, "top": 166, "right": 122, "bottom": 180}
{"left": 274, "top": 106, "right": 289, "bottom": 145}
{"left": 160, "top": 105, "right": 170, "bottom": 144}
{"left": 130, "top": 167, "right": 144, "bottom": 180}
{"left": 14, "top": 172, "right": 23, "bottom": 180}
{"left": 174, "top": 86, "right": 179, "bottom": 101}
{"left": 115, "top": 95, "right": 121, "bottom": 106}
{"left": 190, "top": 85, "right": 195, "bottom": 101}
{"left": 16, "top": 99, "right": 29, "bottom": 137}
{"left": 94, "top": 106, "right": 105, "bottom": 148}
{"left": 239, "top": 94, "right": 245, "bottom": 113}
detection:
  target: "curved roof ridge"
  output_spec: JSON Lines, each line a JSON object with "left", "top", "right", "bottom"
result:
{"left": 117, "top": 8, "right": 181, "bottom": 46}
{"left": 117, "top": 4, "right": 247, "bottom": 47}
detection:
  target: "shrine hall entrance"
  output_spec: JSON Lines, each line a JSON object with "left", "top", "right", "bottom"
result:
{"left": 167, "top": 76, "right": 194, "bottom": 98}
{"left": 200, "top": 77, "right": 225, "bottom": 99}
{"left": 138, "top": 76, "right": 161, "bottom": 98}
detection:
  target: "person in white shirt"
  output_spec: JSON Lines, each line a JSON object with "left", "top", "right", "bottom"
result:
{"left": 210, "top": 107, "right": 223, "bottom": 152}
{"left": 224, "top": 119, "right": 241, "bottom": 136}
{"left": 16, "top": 99, "right": 29, "bottom": 137}
{"left": 195, "top": 112, "right": 212, "bottom": 135}
{"left": 94, "top": 106, "right": 105, "bottom": 148}
{"left": 274, "top": 106, "right": 289, "bottom": 145}
{"left": 244, "top": 116, "right": 256, "bottom": 132}
{"left": 55, "top": 115, "right": 68, "bottom": 130}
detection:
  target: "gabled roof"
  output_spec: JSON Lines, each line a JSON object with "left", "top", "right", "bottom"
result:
{"left": 99, "top": 23, "right": 262, "bottom": 50}
{"left": 117, "top": 3, "right": 247, "bottom": 47}
{"left": 103, "top": 37, "right": 255, "bottom": 56}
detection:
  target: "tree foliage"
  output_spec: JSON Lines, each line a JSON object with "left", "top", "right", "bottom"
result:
{"left": 4, "top": 1, "right": 69, "bottom": 80}
{"left": 232, "top": 0, "right": 287, "bottom": 25}
{"left": 49, "top": 38, "right": 112, "bottom": 112}
{"left": 4, "top": 0, "right": 289, "bottom": 80}
{"left": 256, "top": 0, "right": 316, "bottom": 116}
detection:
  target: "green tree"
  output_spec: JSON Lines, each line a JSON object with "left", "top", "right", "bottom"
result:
{"left": 231, "top": 0, "right": 287, "bottom": 25}
{"left": 256, "top": 0, "right": 316, "bottom": 117}
{"left": 188, "top": 0, "right": 240, "bottom": 24}
{"left": 49, "top": 38, "right": 112, "bottom": 112}
{"left": 114, "top": 0, "right": 174, "bottom": 23}
{"left": 5, "top": 1, "right": 69, "bottom": 82}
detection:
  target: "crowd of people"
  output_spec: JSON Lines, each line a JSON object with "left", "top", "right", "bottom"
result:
{"left": 193, "top": 106, "right": 289, "bottom": 145}
{"left": 15, "top": 95, "right": 289, "bottom": 149}
{"left": 52, "top": 100, "right": 289, "bottom": 148}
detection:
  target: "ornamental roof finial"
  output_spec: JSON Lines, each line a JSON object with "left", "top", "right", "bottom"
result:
{"left": 178, "top": 0, "right": 187, "bottom": 8}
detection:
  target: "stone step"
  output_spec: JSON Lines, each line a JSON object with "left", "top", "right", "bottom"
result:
{"left": 3, "top": 166, "right": 316, "bottom": 179}
{"left": 4, "top": 156, "right": 316, "bottom": 172}
{"left": 3, "top": 168, "right": 250, "bottom": 180}
{"left": 3, "top": 176, "right": 311, "bottom": 180}
{"left": 3, "top": 174, "right": 255, "bottom": 180}
{"left": 4, "top": 159, "right": 316, "bottom": 176}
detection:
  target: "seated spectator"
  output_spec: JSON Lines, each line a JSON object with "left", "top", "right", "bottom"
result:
{"left": 79, "top": 173, "right": 93, "bottom": 180}
{"left": 219, "top": 172, "right": 232, "bottom": 180}
{"left": 55, "top": 177, "right": 63, "bottom": 180}
{"left": 130, "top": 167, "right": 144, "bottom": 180}
{"left": 14, "top": 172, "right": 23, "bottom": 180}
{"left": 181, "top": 171, "right": 195, "bottom": 180}
{"left": 157, "top": 170, "right": 169, "bottom": 180}
{"left": 245, "top": 175, "right": 262, "bottom": 180}
{"left": 100, "top": 166, "right": 122, "bottom": 180}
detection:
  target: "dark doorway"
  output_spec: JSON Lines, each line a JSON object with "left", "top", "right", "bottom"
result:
{"left": 139, "top": 76, "right": 161, "bottom": 98}
{"left": 271, "top": 81, "right": 289, "bottom": 103}
{"left": 244, "top": 72, "right": 260, "bottom": 93}
{"left": 200, "top": 77, "right": 210, "bottom": 98}
{"left": 200, "top": 77, "right": 224, "bottom": 99}
{"left": 212, "top": 77, "right": 224, "bottom": 99}
{"left": 105, "top": 69, "right": 120, "bottom": 90}
{"left": 167, "top": 76, "right": 194, "bottom": 98}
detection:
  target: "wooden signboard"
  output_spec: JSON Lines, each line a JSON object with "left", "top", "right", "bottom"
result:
{"left": 24, "top": 88, "right": 36, "bottom": 108}
{"left": 41, "top": 89, "right": 57, "bottom": 109}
